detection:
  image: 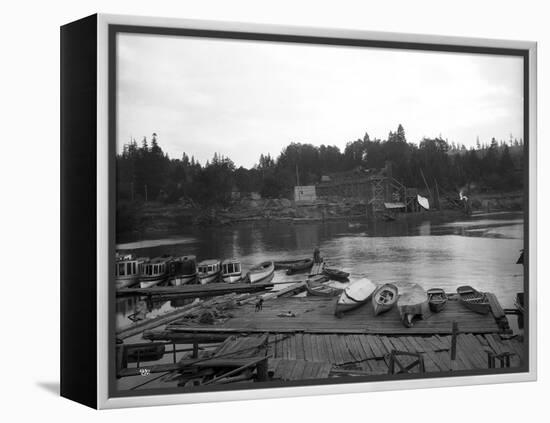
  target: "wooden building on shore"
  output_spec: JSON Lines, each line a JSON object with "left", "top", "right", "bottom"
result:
{"left": 314, "top": 162, "right": 422, "bottom": 216}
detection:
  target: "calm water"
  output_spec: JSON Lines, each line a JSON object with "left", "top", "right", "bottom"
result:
{"left": 117, "top": 212, "right": 524, "bottom": 327}
{"left": 116, "top": 211, "right": 524, "bottom": 390}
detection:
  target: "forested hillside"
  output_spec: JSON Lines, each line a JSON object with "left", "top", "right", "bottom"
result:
{"left": 117, "top": 125, "right": 524, "bottom": 208}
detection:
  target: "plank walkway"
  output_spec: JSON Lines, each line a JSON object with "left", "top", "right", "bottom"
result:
{"left": 213, "top": 332, "right": 524, "bottom": 379}
{"left": 166, "top": 296, "right": 505, "bottom": 335}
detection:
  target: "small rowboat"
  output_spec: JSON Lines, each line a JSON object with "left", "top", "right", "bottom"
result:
{"left": 306, "top": 276, "right": 343, "bottom": 297}
{"left": 372, "top": 283, "right": 398, "bottom": 316}
{"left": 247, "top": 261, "right": 275, "bottom": 284}
{"left": 274, "top": 258, "right": 312, "bottom": 270}
{"left": 323, "top": 266, "right": 350, "bottom": 281}
{"left": 285, "top": 258, "right": 314, "bottom": 275}
{"left": 334, "top": 278, "right": 377, "bottom": 317}
{"left": 397, "top": 283, "right": 429, "bottom": 327}
{"left": 456, "top": 285, "right": 490, "bottom": 314}
{"left": 427, "top": 288, "right": 448, "bottom": 313}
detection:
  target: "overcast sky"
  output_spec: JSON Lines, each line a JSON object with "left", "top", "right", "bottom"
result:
{"left": 117, "top": 33, "right": 523, "bottom": 169}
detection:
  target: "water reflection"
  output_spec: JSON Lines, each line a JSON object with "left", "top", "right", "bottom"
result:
{"left": 116, "top": 212, "right": 524, "bottom": 328}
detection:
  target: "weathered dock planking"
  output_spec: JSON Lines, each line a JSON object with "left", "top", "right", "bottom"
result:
{"left": 165, "top": 295, "right": 506, "bottom": 336}
{"left": 180, "top": 332, "right": 524, "bottom": 380}
{"left": 117, "top": 282, "right": 274, "bottom": 298}
{"left": 117, "top": 289, "right": 523, "bottom": 386}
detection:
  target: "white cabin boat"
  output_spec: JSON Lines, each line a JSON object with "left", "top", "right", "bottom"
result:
{"left": 115, "top": 254, "right": 144, "bottom": 289}
{"left": 169, "top": 255, "right": 197, "bottom": 286}
{"left": 198, "top": 259, "right": 221, "bottom": 284}
{"left": 247, "top": 261, "right": 275, "bottom": 284}
{"left": 221, "top": 259, "right": 242, "bottom": 283}
{"left": 139, "top": 257, "right": 170, "bottom": 288}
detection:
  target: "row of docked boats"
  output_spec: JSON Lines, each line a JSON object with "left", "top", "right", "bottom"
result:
{"left": 115, "top": 253, "right": 275, "bottom": 289}
{"left": 328, "top": 278, "right": 491, "bottom": 327}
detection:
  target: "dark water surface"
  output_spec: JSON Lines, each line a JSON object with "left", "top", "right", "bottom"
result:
{"left": 115, "top": 211, "right": 524, "bottom": 390}
{"left": 117, "top": 212, "right": 523, "bottom": 313}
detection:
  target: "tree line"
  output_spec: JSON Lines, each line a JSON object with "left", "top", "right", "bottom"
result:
{"left": 116, "top": 125, "right": 524, "bottom": 207}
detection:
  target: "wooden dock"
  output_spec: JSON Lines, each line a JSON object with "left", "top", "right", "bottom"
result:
{"left": 117, "top": 289, "right": 524, "bottom": 387}
{"left": 117, "top": 282, "right": 273, "bottom": 298}
{"left": 164, "top": 295, "right": 506, "bottom": 336}
{"left": 120, "top": 331, "right": 524, "bottom": 382}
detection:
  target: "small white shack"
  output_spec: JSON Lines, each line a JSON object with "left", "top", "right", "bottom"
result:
{"left": 294, "top": 185, "right": 317, "bottom": 202}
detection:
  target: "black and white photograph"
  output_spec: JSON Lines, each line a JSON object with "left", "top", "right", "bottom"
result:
{"left": 112, "top": 26, "right": 529, "bottom": 396}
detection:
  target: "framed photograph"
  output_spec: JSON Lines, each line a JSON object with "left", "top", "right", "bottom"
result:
{"left": 60, "top": 14, "right": 537, "bottom": 409}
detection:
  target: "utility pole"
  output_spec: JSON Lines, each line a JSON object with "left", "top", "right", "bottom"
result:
{"left": 144, "top": 184, "right": 148, "bottom": 202}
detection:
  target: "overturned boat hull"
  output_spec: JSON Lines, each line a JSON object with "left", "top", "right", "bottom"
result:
{"left": 335, "top": 278, "right": 377, "bottom": 316}
{"left": 397, "top": 283, "right": 429, "bottom": 327}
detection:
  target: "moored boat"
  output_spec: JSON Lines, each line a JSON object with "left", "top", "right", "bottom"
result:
{"left": 334, "top": 278, "right": 377, "bottom": 317}
{"left": 397, "top": 283, "right": 429, "bottom": 327}
{"left": 274, "top": 258, "right": 311, "bottom": 270}
{"left": 221, "top": 258, "right": 242, "bottom": 283}
{"left": 197, "top": 259, "right": 221, "bottom": 285}
{"left": 323, "top": 266, "right": 350, "bottom": 281}
{"left": 306, "top": 275, "right": 342, "bottom": 297}
{"left": 169, "top": 255, "right": 197, "bottom": 286}
{"left": 372, "top": 283, "right": 398, "bottom": 316}
{"left": 456, "top": 285, "right": 490, "bottom": 314}
{"left": 139, "top": 257, "right": 170, "bottom": 288}
{"left": 247, "top": 261, "right": 275, "bottom": 284}
{"left": 427, "top": 288, "right": 448, "bottom": 313}
{"left": 115, "top": 253, "right": 144, "bottom": 289}
{"left": 284, "top": 258, "right": 314, "bottom": 275}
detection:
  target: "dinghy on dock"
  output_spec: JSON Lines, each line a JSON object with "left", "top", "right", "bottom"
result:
{"left": 323, "top": 266, "right": 350, "bottom": 281}
{"left": 334, "top": 278, "right": 377, "bottom": 317}
{"left": 306, "top": 275, "right": 342, "bottom": 297}
{"left": 457, "top": 285, "right": 490, "bottom": 314}
{"left": 372, "top": 283, "right": 398, "bottom": 316}
{"left": 427, "top": 288, "right": 448, "bottom": 313}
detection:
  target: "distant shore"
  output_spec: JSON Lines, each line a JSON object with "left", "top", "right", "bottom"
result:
{"left": 116, "top": 190, "right": 523, "bottom": 240}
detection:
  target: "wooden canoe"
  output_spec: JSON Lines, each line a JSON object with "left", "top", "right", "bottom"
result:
{"left": 323, "top": 267, "right": 350, "bottom": 281}
{"left": 456, "top": 285, "right": 490, "bottom": 314}
{"left": 334, "top": 278, "right": 377, "bottom": 316}
{"left": 372, "top": 283, "right": 398, "bottom": 316}
{"left": 284, "top": 258, "right": 314, "bottom": 275}
{"left": 274, "top": 258, "right": 312, "bottom": 270}
{"left": 397, "top": 283, "right": 429, "bottom": 327}
{"left": 427, "top": 288, "right": 448, "bottom": 313}
{"left": 306, "top": 276, "right": 343, "bottom": 297}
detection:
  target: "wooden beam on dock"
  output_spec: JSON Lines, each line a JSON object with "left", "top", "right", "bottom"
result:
{"left": 116, "top": 293, "right": 253, "bottom": 340}
{"left": 117, "top": 282, "right": 274, "bottom": 298}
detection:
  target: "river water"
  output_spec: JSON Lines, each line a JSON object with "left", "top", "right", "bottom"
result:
{"left": 116, "top": 211, "right": 524, "bottom": 328}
